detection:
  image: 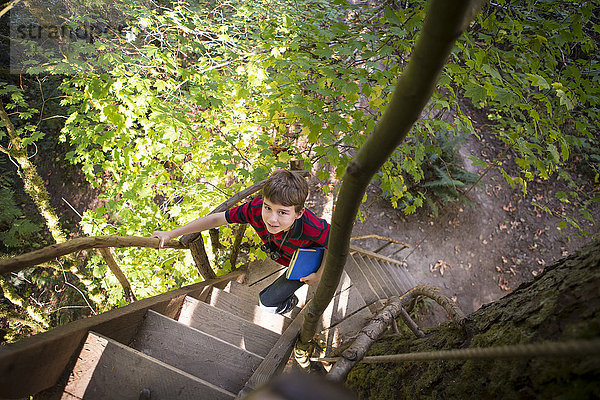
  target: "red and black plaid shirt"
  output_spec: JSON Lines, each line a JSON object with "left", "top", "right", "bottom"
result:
{"left": 225, "top": 197, "right": 330, "bottom": 266}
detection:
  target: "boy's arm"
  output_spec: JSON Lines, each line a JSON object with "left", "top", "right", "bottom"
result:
{"left": 299, "top": 249, "right": 328, "bottom": 286}
{"left": 151, "top": 212, "right": 228, "bottom": 248}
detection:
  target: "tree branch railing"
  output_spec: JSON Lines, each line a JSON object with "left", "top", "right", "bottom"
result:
{"left": 0, "top": 236, "right": 185, "bottom": 276}
{"left": 350, "top": 235, "right": 410, "bottom": 256}
{"left": 0, "top": 169, "right": 311, "bottom": 287}
{"left": 322, "top": 285, "right": 466, "bottom": 382}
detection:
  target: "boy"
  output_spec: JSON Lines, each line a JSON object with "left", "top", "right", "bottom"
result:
{"left": 151, "top": 169, "right": 330, "bottom": 315}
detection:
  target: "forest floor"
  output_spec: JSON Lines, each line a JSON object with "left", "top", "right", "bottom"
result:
{"left": 305, "top": 104, "right": 599, "bottom": 327}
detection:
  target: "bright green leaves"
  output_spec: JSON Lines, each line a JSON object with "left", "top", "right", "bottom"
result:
{"left": 383, "top": 6, "right": 402, "bottom": 27}
{"left": 442, "top": 0, "right": 600, "bottom": 235}
{"left": 463, "top": 81, "right": 487, "bottom": 107}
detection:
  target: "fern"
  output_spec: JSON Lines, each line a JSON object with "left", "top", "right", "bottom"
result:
{"left": 379, "top": 127, "right": 479, "bottom": 215}
{"left": 0, "top": 160, "right": 40, "bottom": 250}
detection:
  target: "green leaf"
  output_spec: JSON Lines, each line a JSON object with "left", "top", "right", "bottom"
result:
{"left": 383, "top": 7, "right": 402, "bottom": 26}
{"left": 463, "top": 81, "right": 487, "bottom": 105}
{"left": 527, "top": 74, "right": 550, "bottom": 89}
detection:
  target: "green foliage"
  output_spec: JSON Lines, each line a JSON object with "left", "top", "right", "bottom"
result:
{"left": 12, "top": 0, "right": 595, "bottom": 304}
{"left": 46, "top": 0, "right": 406, "bottom": 297}
{"left": 447, "top": 0, "right": 600, "bottom": 233}
{"left": 0, "top": 83, "right": 43, "bottom": 143}
{"left": 375, "top": 0, "right": 598, "bottom": 233}
{"left": 0, "top": 168, "right": 40, "bottom": 250}
{"left": 379, "top": 125, "right": 479, "bottom": 216}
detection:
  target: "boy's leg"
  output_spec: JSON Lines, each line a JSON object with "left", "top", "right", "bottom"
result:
{"left": 259, "top": 273, "right": 304, "bottom": 314}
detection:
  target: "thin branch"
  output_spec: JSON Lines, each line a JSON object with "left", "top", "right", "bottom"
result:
{"left": 0, "top": 0, "right": 22, "bottom": 18}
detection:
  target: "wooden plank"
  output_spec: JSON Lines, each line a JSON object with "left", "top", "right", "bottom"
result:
{"left": 236, "top": 305, "right": 308, "bottom": 399}
{"left": 372, "top": 258, "right": 404, "bottom": 296}
{"left": 178, "top": 296, "right": 280, "bottom": 358}
{"left": 385, "top": 261, "right": 408, "bottom": 293}
{"left": 343, "top": 254, "right": 379, "bottom": 306}
{"left": 386, "top": 261, "right": 417, "bottom": 293}
{"left": 352, "top": 254, "right": 387, "bottom": 299}
{"left": 208, "top": 287, "right": 290, "bottom": 334}
{"left": 0, "top": 271, "right": 244, "bottom": 399}
{"left": 322, "top": 306, "right": 375, "bottom": 351}
{"left": 63, "top": 331, "right": 235, "bottom": 400}
{"left": 224, "top": 280, "right": 258, "bottom": 305}
{"left": 132, "top": 310, "right": 262, "bottom": 394}
{"left": 317, "top": 284, "right": 370, "bottom": 356}
{"left": 320, "top": 284, "right": 368, "bottom": 331}
{"left": 317, "top": 271, "right": 357, "bottom": 328}
{"left": 359, "top": 254, "right": 395, "bottom": 298}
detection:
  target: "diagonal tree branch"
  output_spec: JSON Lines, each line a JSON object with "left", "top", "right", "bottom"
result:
{"left": 298, "top": 0, "right": 486, "bottom": 347}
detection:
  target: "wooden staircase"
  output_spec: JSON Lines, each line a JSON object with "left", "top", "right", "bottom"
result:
{"left": 313, "top": 245, "right": 417, "bottom": 354}
{"left": 0, "top": 245, "right": 416, "bottom": 400}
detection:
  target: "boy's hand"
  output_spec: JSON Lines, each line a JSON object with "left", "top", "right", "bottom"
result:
{"left": 300, "top": 271, "right": 321, "bottom": 286}
{"left": 151, "top": 231, "right": 173, "bottom": 249}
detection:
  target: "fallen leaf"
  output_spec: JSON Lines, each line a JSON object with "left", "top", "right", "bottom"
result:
{"left": 430, "top": 260, "right": 452, "bottom": 276}
{"left": 498, "top": 276, "right": 511, "bottom": 291}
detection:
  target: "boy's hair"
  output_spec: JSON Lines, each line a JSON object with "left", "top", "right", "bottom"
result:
{"left": 262, "top": 170, "right": 309, "bottom": 212}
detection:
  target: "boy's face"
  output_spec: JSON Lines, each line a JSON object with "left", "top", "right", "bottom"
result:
{"left": 262, "top": 198, "right": 304, "bottom": 234}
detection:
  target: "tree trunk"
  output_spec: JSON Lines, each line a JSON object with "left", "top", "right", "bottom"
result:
{"left": 345, "top": 239, "right": 600, "bottom": 399}
{"left": 0, "top": 101, "right": 105, "bottom": 307}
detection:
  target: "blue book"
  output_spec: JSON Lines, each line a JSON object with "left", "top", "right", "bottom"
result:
{"left": 286, "top": 247, "right": 326, "bottom": 280}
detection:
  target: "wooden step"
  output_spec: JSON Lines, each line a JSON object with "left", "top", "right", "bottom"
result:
{"left": 370, "top": 257, "right": 405, "bottom": 296}
{"left": 358, "top": 254, "right": 395, "bottom": 298}
{"left": 63, "top": 331, "right": 235, "bottom": 400}
{"left": 131, "top": 310, "right": 262, "bottom": 394}
{"left": 323, "top": 284, "right": 367, "bottom": 329}
{"left": 351, "top": 253, "right": 387, "bottom": 299}
{"left": 316, "top": 270, "right": 367, "bottom": 330}
{"left": 225, "top": 275, "right": 304, "bottom": 318}
{"left": 236, "top": 307, "right": 308, "bottom": 398}
{"left": 178, "top": 296, "right": 280, "bottom": 358}
{"left": 223, "top": 281, "right": 257, "bottom": 305}
{"left": 385, "top": 261, "right": 417, "bottom": 293}
{"left": 207, "top": 287, "right": 291, "bottom": 334}
{"left": 343, "top": 254, "right": 380, "bottom": 306}
{"left": 319, "top": 306, "right": 375, "bottom": 354}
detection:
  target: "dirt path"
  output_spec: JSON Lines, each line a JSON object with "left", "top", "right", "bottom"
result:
{"left": 307, "top": 120, "right": 598, "bottom": 328}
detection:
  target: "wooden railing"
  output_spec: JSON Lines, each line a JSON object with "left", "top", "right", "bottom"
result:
{"left": 0, "top": 236, "right": 185, "bottom": 275}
